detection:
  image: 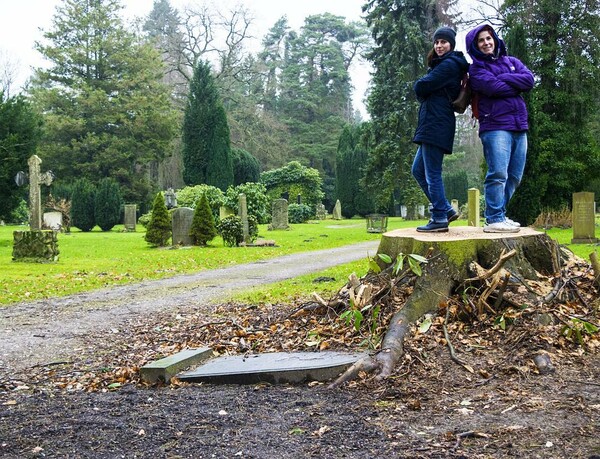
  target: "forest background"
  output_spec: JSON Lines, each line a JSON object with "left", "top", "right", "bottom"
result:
{"left": 0, "top": 0, "right": 599, "bottom": 226}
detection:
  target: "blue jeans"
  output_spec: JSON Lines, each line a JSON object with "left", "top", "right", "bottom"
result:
{"left": 480, "top": 130, "right": 527, "bottom": 224}
{"left": 411, "top": 143, "right": 451, "bottom": 222}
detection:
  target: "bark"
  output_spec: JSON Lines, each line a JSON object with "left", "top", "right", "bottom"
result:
{"left": 331, "top": 226, "right": 562, "bottom": 387}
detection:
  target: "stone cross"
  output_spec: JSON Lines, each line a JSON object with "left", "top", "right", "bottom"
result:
{"left": 27, "top": 155, "right": 54, "bottom": 231}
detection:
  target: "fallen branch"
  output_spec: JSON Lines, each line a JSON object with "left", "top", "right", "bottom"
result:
{"left": 443, "top": 307, "right": 474, "bottom": 373}
{"left": 464, "top": 249, "right": 517, "bottom": 283}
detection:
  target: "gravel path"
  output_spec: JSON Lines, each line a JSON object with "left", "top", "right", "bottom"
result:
{"left": 0, "top": 241, "right": 379, "bottom": 372}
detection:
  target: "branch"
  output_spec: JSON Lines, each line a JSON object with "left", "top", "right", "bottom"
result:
{"left": 464, "top": 249, "right": 517, "bottom": 283}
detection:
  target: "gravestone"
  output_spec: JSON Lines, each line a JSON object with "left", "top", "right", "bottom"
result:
{"left": 418, "top": 205, "right": 425, "bottom": 219}
{"left": 270, "top": 199, "right": 289, "bottom": 230}
{"left": 332, "top": 200, "right": 342, "bottom": 220}
{"left": 571, "top": 192, "right": 598, "bottom": 243}
{"left": 219, "top": 206, "right": 235, "bottom": 220}
{"left": 123, "top": 204, "right": 137, "bottom": 232}
{"left": 315, "top": 203, "right": 327, "bottom": 220}
{"left": 239, "top": 193, "right": 250, "bottom": 243}
{"left": 451, "top": 199, "right": 459, "bottom": 215}
{"left": 171, "top": 207, "right": 194, "bottom": 246}
{"left": 468, "top": 188, "right": 481, "bottom": 227}
{"left": 43, "top": 212, "right": 63, "bottom": 231}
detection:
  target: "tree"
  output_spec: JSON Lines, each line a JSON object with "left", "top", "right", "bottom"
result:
{"left": 335, "top": 123, "right": 375, "bottom": 217}
{"left": 71, "top": 178, "right": 96, "bottom": 232}
{"left": 94, "top": 177, "right": 123, "bottom": 231}
{"left": 189, "top": 193, "right": 217, "bottom": 246}
{"left": 0, "top": 92, "right": 42, "bottom": 222}
{"left": 232, "top": 147, "right": 261, "bottom": 185}
{"left": 182, "top": 60, "right": 233, "bottom": 191}
{"left": 29, "top": 0, "right": 179, "bottom": 210}
{"left": 362, "top": 0, "right": 456, "bottom": 211}
{"left": 145, "top": 192, "right": 171, "bottom": 246}
{"left": 502, "top": 0, "right": 600, "bottom": 223}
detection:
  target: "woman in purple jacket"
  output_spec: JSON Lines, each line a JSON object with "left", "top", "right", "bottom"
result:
{"left": 412, "top": 27, "right": 469, "bottom": 232}
{"left": 466, "top": 24, "right": 534, "bottom": 233}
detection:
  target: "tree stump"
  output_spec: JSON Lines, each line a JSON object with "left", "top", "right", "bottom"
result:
{"left": 331, "top": 226, "right": 562, "bottom": 386}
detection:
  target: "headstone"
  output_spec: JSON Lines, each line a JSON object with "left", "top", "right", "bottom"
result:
{"left": 270, "top": 199, "right": 289, "bottom": 230}
{"left": 571, "top": 192, "right": 598, "bottom": 243}
{"left": 468, "top": 188, "right": 481, "bottom": 227}
{"left": 219, "top": 206, "right": 235, "bottom": 220}
{"left": 238, "top": 193, "right": 250, "bottom": 243}
{"left": 451, "top": 199, "right": 459, "bottom": 215}
{"left": 315, "top": 203, "right": 327, "bottom": 220}
{"left": 401, "top": 205, "right": 407, "bottom": 218}
{"left": 332, "top": 200, "right": 342, "bottom": 220}
{"left": 124, "top": 204, "right": 137, "bottom": 232}
{"left": 297, "top": 194, "right": 302, "bottom": 205}
{"left": 171, "top": 207, "right": 194, "bottom": 246}
{"left": 418, "top": 205, "right": 425, "bottom": 219}
{"left": 43, "top": 212, "right": 63, "bottom": 231}
{"left": 178, "top": 351, "right": 366, "bottom": 385}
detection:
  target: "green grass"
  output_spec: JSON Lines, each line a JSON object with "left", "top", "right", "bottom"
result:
{"left": 2, "top": 218, "right": 597, "bottom": 306}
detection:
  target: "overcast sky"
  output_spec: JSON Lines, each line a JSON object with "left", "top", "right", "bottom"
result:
{"left": 0, "top": 0, "right": 485, "bottom": 115}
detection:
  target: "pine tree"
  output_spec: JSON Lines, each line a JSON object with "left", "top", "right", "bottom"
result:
{"left": 182, "top": 61, "right": 233, "bottom": 191}
{"left": 145, "top": 192, "right": 171, "bottom": 246}
{"left": 71, "top": 178, "right": 96, "bottom": 232}
{"left": 95, "top": 177, "right": 123, "bottom": 231}
{"left": 189, "top": 193, "right": 217, "bottom": 246}
{"left": 232, "top": 148, "right": 261, "bottom": 185}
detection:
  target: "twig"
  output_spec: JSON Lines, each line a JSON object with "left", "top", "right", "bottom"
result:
{"left": 31, "top": 360, "right": 72, "bottom": 368}
{"left": 452, "top": 431, "right": 488, "bottom": 451}
{"left": 493, "top": 272, "right": 511, "bottom": 309}
{"left": 443, "top": 307, "right": 473, "bottom": 373}
{"left": 571, "top": 380, "right": 600, "bottom": 387}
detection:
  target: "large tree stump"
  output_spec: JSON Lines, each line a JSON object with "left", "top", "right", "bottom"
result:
{"left": 331, "top": 226, "right": 562, "bottom": 386}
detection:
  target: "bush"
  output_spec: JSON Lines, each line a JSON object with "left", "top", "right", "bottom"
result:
{"left": 176, "top": 185, "right": 224, "bottom": 217}
{"left": 95, "top": 178, "right": 123, "bottom": 231}
{"left": 190, "top": 194, "right": 218, "bottom": 246}
{"left": 71, "top": 178, "right": 96, "bottom": 232}
{"left": 223, "top": 182, "right": 270, "bottom": 224}
{"left": 232, "top": 147, "right": 261, "bottom": 185}
{"left": 288, "top": 203, "right": 313, "bottom": 224}
{"left": 144, "top": 192, "right": 171, "bottom": 246}
{"left": 9, "top": 199, "right": 29, "bottom": 225}
{"left": 217, "top": 215, "right": 244, "bottom": 247}
{"left": 248, "top": 215, "right": 259, "bottom": 243}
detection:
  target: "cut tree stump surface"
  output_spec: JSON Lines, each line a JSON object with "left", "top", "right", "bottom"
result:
{"left": 381, "top": 225, "right": 542, "bottom": 241}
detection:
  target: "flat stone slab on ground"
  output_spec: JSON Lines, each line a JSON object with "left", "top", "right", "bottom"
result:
{"left": 140, "top": 347, "right": 213, "bottom": 384}
{"left": 178, "top": 351, "right": 365, "bottom": 385}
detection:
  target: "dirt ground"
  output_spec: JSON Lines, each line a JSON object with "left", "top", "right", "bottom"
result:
{"left": 1, "top": 244, "right": 599, "bottom": 458}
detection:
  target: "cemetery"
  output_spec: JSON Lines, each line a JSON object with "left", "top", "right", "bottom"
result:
{"left": 1, "top": 0, "right": 600, "bottom": 457}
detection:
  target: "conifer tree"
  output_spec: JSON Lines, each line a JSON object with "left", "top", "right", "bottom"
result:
{"left": 189, "top": 193, "right": 217, "bottom": 246}
{"left": 71, "top": 178, "right": 96, "bottom": 232}
{"left": 145, "top": 192, "right": 171, "bottom": 246}
{"left": 95, "top": 178, "right": 123, "bottom": 231}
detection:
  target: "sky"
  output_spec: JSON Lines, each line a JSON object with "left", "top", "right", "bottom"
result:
{"left": 0, "top": 0, "right": 372, "bottom": 114}
{"left": 0, "top": 0, "right": 485, "bottom": 116}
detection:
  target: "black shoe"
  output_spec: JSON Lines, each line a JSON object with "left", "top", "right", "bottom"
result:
{"left": 448, "top": 210, "right": 459, "bottom": 223}
{"left": 417, "top": 220, "right": 449, "bottom": 232}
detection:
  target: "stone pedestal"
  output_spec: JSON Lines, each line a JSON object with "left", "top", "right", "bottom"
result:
{"left": 13, "top": 230, "right": 59, "bottom": 262}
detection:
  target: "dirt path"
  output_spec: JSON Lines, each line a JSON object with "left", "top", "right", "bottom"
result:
{"left": 0, "top": 240, "right": 379, "bottom": 372}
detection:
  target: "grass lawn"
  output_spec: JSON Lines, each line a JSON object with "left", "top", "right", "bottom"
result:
{"left": 1, "top": 217, "right": 597, "bottom": 306}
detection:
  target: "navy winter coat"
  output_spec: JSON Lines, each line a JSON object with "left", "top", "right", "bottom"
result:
{"left": 466, "top": 25, "right": 534, "bottom": 134}
{"left": 412, "top": 51, "right": 469, "bottom": 154}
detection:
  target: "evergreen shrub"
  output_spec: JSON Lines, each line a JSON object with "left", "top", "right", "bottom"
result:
{"left": 71, "top": 178, "right": 96, "bottom": 232}
{"left": 190, "top": 194, "right": 218, "bottom": 246}
{"left": 145, "top": 192, "right": 171, "bottom": 246}
{"left": 95, "top": 178, "right": 123, "bottom": 231}
{"left": 223, "top": 182, "right": 270, "bottom": 224}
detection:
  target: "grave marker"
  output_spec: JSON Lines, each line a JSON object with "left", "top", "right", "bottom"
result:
{"left": 270, "top": 199, "right": 289, "bottom": 230}
{"left": 172, "top": 207, "right": 194, "bottom": 246}
{"left": 571, "top": 192, "right": 597, "bottom": 243}
{"left": 468, "top": 188, "right": 481, "bottom": 227}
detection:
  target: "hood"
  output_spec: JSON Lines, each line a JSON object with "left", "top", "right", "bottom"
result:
{"left": 466, "top": 24, "right": 507, "bottom": 62}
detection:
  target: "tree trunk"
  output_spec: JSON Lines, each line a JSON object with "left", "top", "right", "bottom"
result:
{"left": 331, "top": 226, "right": 562, "bottom": 387}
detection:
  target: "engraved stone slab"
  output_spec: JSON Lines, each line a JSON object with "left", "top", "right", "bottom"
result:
{"left": 171, "top": 207, "right": 194, "bottom": 246}
{"left": 178, "top": 351, "right": 365, "bottom": 385}
{"left": 571, "top": 192, "right": 597, "bottom": 243}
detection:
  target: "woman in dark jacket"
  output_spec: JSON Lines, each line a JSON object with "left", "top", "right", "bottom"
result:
{"left": 466, "top": 24, "right": 534, "bottom": 233}
{"left": 412, "top": 26, "right": 469, "bottom": 232}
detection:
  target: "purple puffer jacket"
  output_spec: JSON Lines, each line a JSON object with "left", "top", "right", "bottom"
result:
{"left": 465, "top": 25, "right": 534, "bottom": 133}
